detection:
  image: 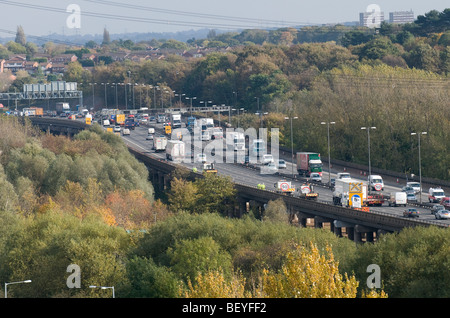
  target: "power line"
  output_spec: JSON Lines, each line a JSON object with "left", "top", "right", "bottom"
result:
{"left": 0, "top": 0, "right": 309, "bottom": 30}
{"left": 82, "top": 0, "right": 317, "bottom": 27}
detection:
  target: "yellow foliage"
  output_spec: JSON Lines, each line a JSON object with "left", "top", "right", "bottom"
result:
{"left": 181, "top": 269, "right": 248, "bottom": 298}
{"left": 259, "top": 243, "right": 359, "bottom": 298}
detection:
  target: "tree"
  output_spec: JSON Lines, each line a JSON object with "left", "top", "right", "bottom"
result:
{"left": 168, "top": 177, "right": 198, "bottom": 213}
{"left": 102, "top": 28, "right": 111, "bottom": 46}
{"left": 194, "top": 174, "right": 236, "bottom": 215}
{"left": 122, "top": 256, "right": 179, "bottom": 298}
{"left": 181, "top": 269, "right": 247, "bottom": 298}
{"left": 262, "top": 198, "right": 289, "bottom": 223}
{"left": 167, "top": 236, "right": 233, "bottom": 283}
{"left": 259, "top": 243, "right": 360, "bottom": 298}
{"left": 15, "top": 25, "right": 26, "bottom": 46}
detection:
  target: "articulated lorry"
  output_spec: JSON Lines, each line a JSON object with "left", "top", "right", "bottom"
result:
{"left": 226, "top": 131, "right": 245, "bottom": 151}
{"left": 56, "top": 102, "right": 70, "bottom": 114}
{"left": 333, "top": 178, "right": 385, "bottom": 207}
{"left": 165, "top": 140, "right": 185, "bottom": 161}
{"left": 296, "top": 152, "right": 323, "bottom": 177}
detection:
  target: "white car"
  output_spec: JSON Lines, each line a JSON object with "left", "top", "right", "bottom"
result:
{"left": 113, "top": 126, "right": 121, "bottom": 132}
{"left": 122, "top": 128, "right": 130, "bottom": 136}
{"left": 146, "top": 133, "right": 154, "bottom": 140}
{"left": 310, "top": 172, "right": 322, "bottom": 182}
{"left": 407, "top": 182, "right": 421, "bottom": 194}
{"left": 260, "top": 162, "right": 277, "bottom": 174}
{"left": 277, "top": 159, "right": 287, "bottom": 169}
{"left": 435, "top": 209, "right": 450, "bottom": 220}
{"left": 262, "top": 154, "right": 274, "bottom": 165}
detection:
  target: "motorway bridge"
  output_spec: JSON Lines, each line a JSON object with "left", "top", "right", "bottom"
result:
{"left": 28, "top": 116, "right": 449, "bottom": 243}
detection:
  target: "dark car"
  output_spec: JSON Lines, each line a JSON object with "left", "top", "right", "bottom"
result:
{"left": 403, "top": 208, "right": 419, "bottom": 218}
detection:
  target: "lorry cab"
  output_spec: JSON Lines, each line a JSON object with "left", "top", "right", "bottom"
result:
{"left": 369, "top": 175, "right": 384, "bottom": 191}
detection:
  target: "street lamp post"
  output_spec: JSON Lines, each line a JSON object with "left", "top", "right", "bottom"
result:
{"left": 89, "top": 285, "right": 115, "bottom": 298}
{"left": 321, "top": 121, "right": 335, "bottom": 187}
{"left": 411, "top": 131, "right": 427, "bottom": 203}
{"left": 286, "top": 116, "right": 299, "bottom": 178}
{"left": 5, "top": 280, "right": 32, "bottom": 298}
{"left": 186, "top": 97, "right": 197, "bottom": 116}
{"left": 361, "top": 126, "right": 376, "bottom": 192}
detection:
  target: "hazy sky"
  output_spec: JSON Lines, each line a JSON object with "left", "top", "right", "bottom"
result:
{"left": 0, "top": 0, "right": 448, "bottom": 36}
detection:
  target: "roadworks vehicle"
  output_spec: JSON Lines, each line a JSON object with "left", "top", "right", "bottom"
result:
{"left": 203, "top": 162, "right": 217, "bottom": 175}
{"left": 333, "top": 178, "right": 385, "bottom": 207}
{"left": 274, "top": 180, "right": 295, "bottom": 196}
{"left": 297, "top": 183, "right": 319, "bottom": 200}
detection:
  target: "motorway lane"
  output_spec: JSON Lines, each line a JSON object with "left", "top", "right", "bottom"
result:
{"left": 116, "top": 120, "right": 449, "bottom": 226}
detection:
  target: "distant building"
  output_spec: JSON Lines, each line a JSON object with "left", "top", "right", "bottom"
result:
{"left": 360, "top": 10, "right": 385, "bottom": 28}
{"left": 389, "top": 11, "right": 415, "bottom": 24}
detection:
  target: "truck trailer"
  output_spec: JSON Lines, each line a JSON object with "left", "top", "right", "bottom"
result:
{"left": 296, "top": 152, "right": 323, "bottom": 177}
{"left": 165, "top": 140, "right": 185, "bottom": 161}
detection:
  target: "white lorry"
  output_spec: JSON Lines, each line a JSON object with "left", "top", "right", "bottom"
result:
{"left": 388, "top": 192, "right": 407, "bottom": 207}
{"left": 165, "top": 140, "right": 185, "bottom": 161}
{"left": 226, "top": 131, "right": 245, "bottom": 151}
{"left": 171, "top": 112, "right": 182, "bottom": 129}
{"left": 153, "top": 136, "right": 168, "bottom": 152}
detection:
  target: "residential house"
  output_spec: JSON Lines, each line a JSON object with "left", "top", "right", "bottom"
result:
{"left": 49, "top": 63, "right": 67, "bottom": 74}
{"left": 3, "top": 59, "right": 26, "bottom": 73}
{"left": 50, "top": 54, "right": 78, "bottom": 64}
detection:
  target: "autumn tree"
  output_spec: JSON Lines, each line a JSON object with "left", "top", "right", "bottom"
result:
{"left": 259, "top": 243, "right": 359, "bottom": 298}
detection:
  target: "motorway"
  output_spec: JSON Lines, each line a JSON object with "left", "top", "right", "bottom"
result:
{"left": 112, "top": 119, "right": 449, "bottom": 226}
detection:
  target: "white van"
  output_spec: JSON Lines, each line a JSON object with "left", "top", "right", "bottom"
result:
{"left": 388, "top": 192, "right": 407, "bottom": 207}
{"left": 103, "top": 119, "right": 110, "bottom": 126}
{"left": 148, "top": 128, "right": 155, "bottom": 134}
{"left": 369, "top": 175, "right": 384, "bottom": 191}
{"left": 122, "top": 128, "right": 130, "bottom": 136}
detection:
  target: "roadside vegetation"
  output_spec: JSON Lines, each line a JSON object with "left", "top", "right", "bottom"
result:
{"left": 0, "top": 116, "right": 449, "bottom": 298}
{"left": 0, "top": 9, "right": 449, "bottom": 298}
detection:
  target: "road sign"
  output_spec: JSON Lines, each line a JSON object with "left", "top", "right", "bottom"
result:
{"left": 350, "top": 194, "right": 362, "bottom": 208}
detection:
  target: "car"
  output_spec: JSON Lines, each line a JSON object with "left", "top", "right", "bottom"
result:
{"left": 330, "top": 178, "right": 336, "bottom": 188}
{"left": 402, "top": 186, "right": 415, "bottom": 195}
{"left": 262, "top": 154, "right": 274, "bottom": 165}
{"left": 146, "top": 133, "right": 154, "bottom": 140}
{"left": 431, "top": 204, "right": 445, "bottom": 215}
{"left": 113, "top": 126, "right": 121, "bottom": 132}
{"left": 403, "top": 208, "right": 419, "bottom": 218}
{"left": 261, "top": 162, "right": 277, "bottom": 174}
{"left": 310, "top": 172, "right": 322, "bottom": 182}
{"left": 337, "top": 172, "right": 351, "bottom": 179}
{"left": 406, "top": 193, "right": 417, "bottom": 203}
{"left": 435, "top": 209, "right": 450, "bottom": 220}
{"left": 277, "top": 159, "right": 287, "bottom": 169}
{"left": 196, "top": 153, "right": 207, "bottom": 163}
{"left": 440, "top": 197, "right": 450, "bottom": 209}
{"left": 122, "top": 128, "right": 130, "bottom": 136}
{"left": 406, "top": 182, "right": 421, "bottom": 194}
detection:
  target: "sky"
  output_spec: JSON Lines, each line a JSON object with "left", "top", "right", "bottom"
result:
{"left": 0, "top": 0, "right": 448, "bottom": 37}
